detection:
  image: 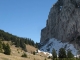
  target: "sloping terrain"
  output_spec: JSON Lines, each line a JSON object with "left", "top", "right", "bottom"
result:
{"left": 0, "top": 41, "right": 51, "bottom": 60}
{"left": 26, "top": 45, "right": 37, "bottom": 53}
{"left": 0, "top": 53, "right": 51, "bottom": 60}
{"left": 40, "top": 38, "right": 78, "bottom": 56}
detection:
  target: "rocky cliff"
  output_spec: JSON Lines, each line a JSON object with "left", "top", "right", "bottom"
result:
{"left": 40, "top": 0, "right": 80, "bottom": 43}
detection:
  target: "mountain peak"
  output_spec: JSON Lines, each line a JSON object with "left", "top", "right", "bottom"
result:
{"left": 40, "top": 0, "right": 80, "bottom": 57}
{"left": 40, "top": 0, "right": 80, "bottom": 44}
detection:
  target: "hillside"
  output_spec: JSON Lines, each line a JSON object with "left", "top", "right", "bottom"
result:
{"left": 40, "top": 38, "right": 78, "bottom": 56}
{"left": 0, "top": 41, "right": 51, "bottom": 60}
{"left": 0, "top": 29, "right": 52, "bottom": 60}
{"left": 0, "top": 29, "right": 37, "bottom": 51}
{"left": 0, "top": 53, "right": 51, "bottom": 60}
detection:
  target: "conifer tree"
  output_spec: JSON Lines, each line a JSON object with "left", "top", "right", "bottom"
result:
{"left": 0, "top": 40, "right": 2, "bottom": 53}
{"left": 67, "top": 50, "right": 74, "bottom": 58}
{"left": 52, "top": 48, "right": 57, "bottom": 59}
{"left": 20, "top": 40, "right": 27, "bottom": 52}
{"left": 3, "top": 43, "right": 11, "bottom": 55}
{"left": 59, "top": 48, "right": 66, "bottom": 58}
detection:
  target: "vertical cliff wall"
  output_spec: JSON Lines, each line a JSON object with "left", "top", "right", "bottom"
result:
{"left": 40, "top": 0, "right": 80, "bottom": 43}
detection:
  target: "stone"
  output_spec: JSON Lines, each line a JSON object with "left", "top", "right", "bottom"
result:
{"left": 40, "top": 0, "right": 80, "bottom": 43}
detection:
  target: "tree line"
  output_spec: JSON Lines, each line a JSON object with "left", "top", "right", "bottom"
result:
{"left": 52, "top": 48, "right": 80, "bottom": 60}
{"left": 0, "top": 29, "right": 38, "bottom": 51}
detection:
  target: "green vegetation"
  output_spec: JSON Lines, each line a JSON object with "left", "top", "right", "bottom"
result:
{"left": 0, "top": 40, "right": 3, "bottom": 53}
{"left": 59, "top": 48, "right": 66, "bottom": 58}
{"left": 3, "top": 43, "right": 11, "bottom": 55}
{"left": 67, "top": 50, "right": 74, "bottom": 58}
{"left": 21, "top": 53, "right": 27, "bottom": 58}
{"left": 33, "top": 51, "right": 36, "bottom": 55}
{"left": 0, "top": 29, "right": 38, "bottom": 51}
{"left": 44, "top": 58, "right": 47, "bottom": 60}
{"left": 52, "top": 48, "right": 57, "bottom": 60}
{"left": 0, "top": 40, "right": 11, "bottom": 55}
{"left": 34, "top": 58, "right": 35, "bottom": 60}
{"left": 51, "top": 48, "right": 80, "bottom": 60}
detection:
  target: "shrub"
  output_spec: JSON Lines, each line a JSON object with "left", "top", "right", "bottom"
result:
{"left": 44, "top": 58, "right": 47, "bottom": 60}
{"left": 34, "top": 58, "right": 35, "bottom": 60}
{"left": 21, "top": 53, "right": 27, "bottom": 58}
{"left": 33, "top": 51, "right": 35, "bottom": 55}
{"left": 3, "top": 43, "right": 11, "bottom": 55}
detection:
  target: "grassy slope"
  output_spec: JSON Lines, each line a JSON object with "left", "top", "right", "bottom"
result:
{"left": 0, "top": 41, "right": 51, "bottom": 60}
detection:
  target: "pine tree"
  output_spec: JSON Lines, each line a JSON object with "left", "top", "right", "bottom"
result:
{"left": 15, "top": 39, "right": 20, "bottom": 47}
{"left": 35, "top": 42, "right": 38, "bottom": 48}
{"left": 0, "top": 29, "right": 36, "bottom": 52}
{"left": 59, "top": 48, "right": 66, "bottom": 58}
{"left": 67, "top": 50, "right": 74, "bottom": 58}
{"left": 3, "top": 43, "right": 11, "bottom": 55}
{"left": 0, "top": 40, "right": 2, "bottom": 53}
{"left": 20, "top": 40, "right": 27, "bottom": 52}
{"left": 52, "top": 48, "right": 57, "bottom": 60}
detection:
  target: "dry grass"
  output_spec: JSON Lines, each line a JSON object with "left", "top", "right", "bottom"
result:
{"left": 0, "top": 53, "right": 29, "bottom": 60}
{"left": 0, "top": 41, "right": 51, "bottom": 60}
{"left": 0, "top": 53, "right": 51, "bottom": 60}
{"left": 26, "top": 45, "right": 37, "bottom": 53}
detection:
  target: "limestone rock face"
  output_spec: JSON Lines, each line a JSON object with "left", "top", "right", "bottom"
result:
{"left": 40, "top": 0, "right": 80, "bottom": 43}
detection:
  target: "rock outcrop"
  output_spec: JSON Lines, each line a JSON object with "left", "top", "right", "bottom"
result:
{"left": 40, "top": 0, "right": 80, "bottom": 43}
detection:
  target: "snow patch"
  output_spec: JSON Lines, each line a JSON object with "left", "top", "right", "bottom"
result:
{"left": 40, "top": 38, "right": 78, "bottom": 56}
{"left": 38, "top": 50, "right": 52, "bottom": 56}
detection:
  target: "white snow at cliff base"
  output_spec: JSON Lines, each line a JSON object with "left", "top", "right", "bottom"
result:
{"left": 40, "top": 38, "right": 78, "bottom": 56}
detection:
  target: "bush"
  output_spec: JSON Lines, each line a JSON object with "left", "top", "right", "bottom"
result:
{"left": 33, "top": 51, "right": 35, "bottom": 55}
{"left": 44, "top": 58, "right": 47, "bottom": 60}
{"left": 21, "top": 53, "right": 27, "bottom": 58}
{"left": 3, "top": 43, "right": 11, "bottom": 55}
{"left": 34, "top": 58, "right": 35, "bottom": 60}
{"left": 48, "top": 56, "right": 52, "bottom": 59}
{"left": 58, "top": 58, "right": 76, "bottom": 60}
{"left": 59, "top": 48, "right": 66, "bottom": 58}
